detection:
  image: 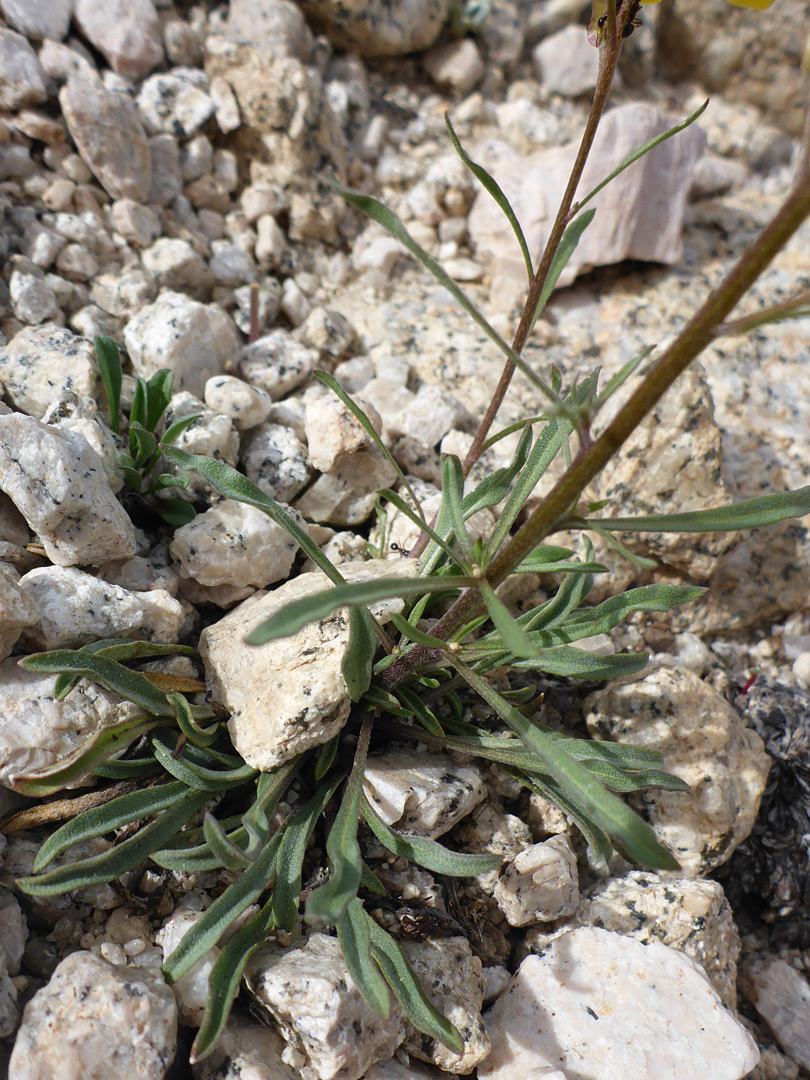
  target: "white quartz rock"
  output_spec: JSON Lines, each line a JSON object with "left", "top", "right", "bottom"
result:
{"left": 479, "top": 927, "right": 760, "bottom": 1080}
{"left": 247, "top": 934, "right": 406, "bottom": 1080}
{"left": 157, "top": 908, "right": 218, "bottom": 1027}
{"left": 0, "top": 414, "right": 137, "bottom": 567}
{"left": 0, "top": 563, "right": 40, "bottom": 661}
{"left": 532, "top": 25, "right": 599, "bottom": 97}
{"left": 585, "top": 666, "right": 771, "bottom": 876}
{"left": 356, "top": 378, "right": 416, "bottom": 442}
{"left": 160, "top": 391, "right": 240, "bottom": 500}
{"left": 8, "top": 951, "right": 177, "bottom": 1080}
{"left": 304, "top": 390, "right": 382, "bottom": 472}
{"left": 742, "top": 955, "right": 810, "bottom": 1070}
{"left": 493, "top": 834, "right": 579, "bottom": 927}
{"left": 0, "top": 323, "right": 99, "bottom": 419}
{"left": 200, "top": 558, "right": 418, "bottom": 770}
{"left": 295, "top": 449, "right": 397, "bottom": 526}
{"left": 192, "top": 1016, "right": 298, "bottom": 1080}
{"left": 91, "top": 266, "right": 157, "bottom": 318}
{"left": 42, "top": 390, "right": 124, "bottom": 493}
{"left": 398, "top": 384, "right": 467, "bottom": 450}
{"left": 137, "top": 69, "right": 214, "bottom": 138}
{"left": 0, "top": 893, "right": 27, "bottom": 976}
{"left": 19, "top": 566, "right": 184, "bottom": 649}
{"left": 0, "top": 658, "right": 141, "bottom": 786}
{"left": 241, "top": 422, "right": 312, "bottom": 503}
{"left": 239, "top": 330, "right": 317, "bottom": 400}
{"left": 124, "top": 290, "right": 240, "bottom": 400}
{"left": 141, "top": 238, "right": 214, "bottom": 297}
{"left": 459, "top": 801, "right": 533, "bottom": 893}
{"left": 567, "top": 871, "right": 740, "bottom": 1007}
{"left": 204, "top": 374, "right": 272, "bottom": 430}
{"left": 170, "top": 499, "right": 299, "bottom": 589}
{"left": 400, "top": 936, "right": 490, "bottom": 1074}
{"left": 363, "top": 748, "right": 486, "bottom": 839}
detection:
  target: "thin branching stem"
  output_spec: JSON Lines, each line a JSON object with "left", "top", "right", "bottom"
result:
{"left": 461, "top": 1, "right": 625, "bottom": 477}
{"left": 380, "top": 165, "right": 810, "bottom": 691}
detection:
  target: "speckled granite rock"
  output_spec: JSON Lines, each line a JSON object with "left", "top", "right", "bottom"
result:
{"left": 59, "top": 72, "right": 152, "bottom": 203}
{"left": 224, "top": 0, "right": 313, "bottom": 59}
{"left": 295, "top": 449, "right": 398, "bottom": 526}
{"left": 124, "top": 291, "right": 240, "bottom": 400}
{"left": 8, "top": 951, "right": 177, "bottom": 1080}
{"left": 247, "top": 933, "right": 406, "bottom": 1080}
{"left": 170, "top": 499, "right": 299, "bottom": 590}
{"left": 400, "top": 936, "right": 489, "bottom": 1073}
{"left": 479, "top": 927, "right": 759, "bottom": 1079}
{"left": 191, "top": 1015, "right": 298, "bottom": 1079}
{"left": 0, "top": 414, "right": 137, "bottom": 567}
{"left": 0, "top": 657, "right": 142, "bottom": 786}
{"left": 304, "top": 389, "right": 382, "bottom": 472}
{"left": 18, "top": 565, "right": 185, "bottom": 649}
{"left": 0, "top": 323, "right": 99, "bottom": 420}
{"left": 240, "top": 330, "right": 317, "bottom": 401}
{"left": 528, "top": 871, "right": 740, "bottom": 1007}
{"left": 493, "top": 834, "right": 579, "bottom": 927}
{"left": 585, "top": 666, "right": 771, "bottom": 875}
{"left": 73, "top": 0, "right": 164, "bottom": 80}
{"left": 157, "top": 907, "right": 219, "bottom": 1028}
{"left": 204, "top": 375, "right": 272, "bottom": 430}
{"left": 241, "top": 422, "right": 312, "bottom": 503}
{"left": 741, "top": 955, "right": 810, "bottom": 1071}
{"left": 0, "top": 563, "right": 40, "bottom": 661}
{"left": 295, "top": 0, "right": 451, "bottom": 56}
{"left": 200, "top": 558, "right": 418, "bottom": 770}
{"left": 363, "top": 747, "right": 486, "bottom": 839}
{"left": 159, "top": 391, "right": 240, "bottom": 500}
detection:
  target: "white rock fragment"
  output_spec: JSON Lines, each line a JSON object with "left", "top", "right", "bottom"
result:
{"left": 124, "top": 291, "right": 240, "bottom": 399}
{"left": 0, "top": 29, "right": 47, "bottom": 111}
{"left": 19, "top": 566, "right": 184, "bottom": 649}
{"left": 247, "top": 934, "right": 405, "bottom": 1080}
{"left": 398, "top": 384, "right": 467, "bottom": 449}
{"left": 423, "top": 38, "right": 484, "bottom": 95}
{"left": 200, "top": 559, "right": 418, "bottom": 770}
{"left": 192, "top": 1016, "right": 297, "bottom": 1080}
{"left": 493, "top": 835, "right": 579, "bottom": 927}
{"left": 137, "top": 69, "right": 214, "bottom": 138}
{"left": 171, "top": 500, "right": 299, "bottom": 590}
{"left": 157, "top": 908, "right": 219, "bottom": 1027}
{"left": 363, "top": 748, "right": 486, "bottom": 839}
{"left": 1, "top": 0, "right": 71, "bottom": 40}
{"left": 532, "top": 25, "right": 599, "bottom": 97}
{"left": 9, "top": 266, "right": 60, "bottom": 325}
{"left": 304, "top": 391, "right": 382, "bottom": 473}
{"left": 742, "top": 955, "right": 810, "bottom": 1070}
{"left": 8, "top": 951, "right": 177, "bottom": 1080}
{"left": 240, "top": 330, "right": 316, "bottom": 400}
{"left": 469, "top": 103, "right": 706, "bottom": 297}
{"left": 204, "top": 374, "right": 272, "bottom": 430}
{"left": 0, "top": 414, "right": 137, "bottom": 567}
{"left": 111, "top": 199, "right": 161, "bottom": 248}
{"left": 295, "top": 450, "right": 397, "bottom": 526}
{"left": 91, "top": 266, "right": 157, "bottom": 318}
{"left": 0, "top": 563, "right": 40, "bottom": 661}
{"left": 400, "top": 936, "right": 490, "bottom": 1073}
{"left": 141, "top": 238, "right": 214, "bottom": 297}
{"left": 0, "top": 657, "right": 141, "bottom": 786}
{"left": 585, "top": 666, "right": 771, "bottom": 875}
{"left": 241, "top": 422, "right": 312, "bottom": 503}
{"left": 73, "top": 0, "right": 163, "bottom": 79}
{"left": 0, "top": 323, "right": 98, "bottom": 419}
{"left": 479, "top": 927, "right": 760, "bottom": 1080}
{"left": 42, "top": 390, "right": 124, "bottom": 493}
{"left": 210, "top": 75, "right": 241, "bottom": 132}
{"left": 160, "top": 391, "right": 240, "bottom": 500}
{"left": 566, "top": 872, "right": 741, "bottom": 1007}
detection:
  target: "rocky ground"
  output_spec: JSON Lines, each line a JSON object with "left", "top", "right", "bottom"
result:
{"left": 0, "top": 0, "right": 809, "bottom": 1077}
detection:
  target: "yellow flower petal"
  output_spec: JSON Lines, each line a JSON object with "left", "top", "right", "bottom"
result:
{"left": 725, "top": 0, "right": 779, "bottom": 7}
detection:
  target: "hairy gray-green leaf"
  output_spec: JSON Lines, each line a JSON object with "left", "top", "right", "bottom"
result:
{"left": 337, "top": 898, "right": 392, "bottom": 1018}
{"left": 585, "top": 486, "right": 810, "bottom": 533}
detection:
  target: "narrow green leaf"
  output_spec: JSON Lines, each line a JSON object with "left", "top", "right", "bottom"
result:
{"left": 161, "top": 413, "right": 202, "bottom": 446}
{"left": 245, "top": 576, "right": 471, "bottom": 646}
{"left": 585, "top": 486, "right": 810, "bottom": 533}
{"left": 151, "top": 472, "right": 191, "bottom": 493}
{"left": 478, "top": 579, "right": 538, "bottom": 660}
{"left": 575, "top": 99, "right": 710, "bottom": 215}
{"left": 591, "top": 347, "right": 653, "bottom": 412}
{"left": 442, "top": 454, "right": 477, "bottom": 566}
{"left": 18, "top": 789, "right": 211, "bottom": 896}
{"left": 510, "top": 646, "right": 650, "bottom": 680}
{"left": 395, "top": 685, "right": 445, "bottom": 736}
{"left": 129, "top": 378, "right": 146, "bottom": 430}
{"left": 166, "top": 691, "right": 220, "bottom": 747}
{"left": 445, "top": 112, "right": 532, "bottom": 281}
{"left": 11, "top": 715, "right": 159, "bottom": 797}
{"left": 191, "top": 898, "right": 276, "bottom": 1063}
{"left": 20, "top": 651, "right": 174, "bottom": 716}
{"left": 529, "top": 210, "right": 596, "bottom": 331}
{"left": 388, "top": 613, "right": 448, "bottom": 652}
{"left": 94, "top": 335, "right": 122, "bottom": 435}
{"left": 34, "top": 781, "right": 188, "bottom": 871}
{"left": 315, "top": 735, "right": 340, "bottom": 781}
{"left": 361, "top": 797, "right": 500, "bottom": 875}
{"left": 366, "top": 915, "right": 464, "bottom": 1055}
{"left": 161, "top": 446, "right": 341, "bottom": 584}
{"left": 337, "top": 898, "right": 392, "bottom": 1018}
{"left": 451, "top": 659, "right": 679, "bottom": 870}
{"left": 154, "top": 498, "right": 198, "bottom": 527}
{"left": 151, "top": 737, "right": 257, "bottom": 792}
{"left": 343, "top": 608, "right": 376, "bottom": 702}
{"left": 202, "top": 814, "right": 253, "bottom": 870}
{"left": 164, "top": 830, "right": 284, "bottom": 983}
{"left": 144, "top": 368, "right": 174, "bottom": 432}
{"left": 272, "top": 778, "right": 342, "bottom": 931}
{"left": 305, "top": 719, "right": 372, "bottom": 926}
{"left": 331, "top": 180, "right": 572, "bottom": 418}
{"left": 241, "top": 762, "right": 298, "bottom": 855}
{"left": 462, "top": 424, "right": 533, "bottom": 516}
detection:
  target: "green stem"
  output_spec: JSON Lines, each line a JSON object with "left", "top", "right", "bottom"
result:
{"left": 380, "top": 165, "right": 810, "bottom": 692}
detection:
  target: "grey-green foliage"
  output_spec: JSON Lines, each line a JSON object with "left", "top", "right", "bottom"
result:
{"left": 14, "top": 103, "right": 810, "bottom": 1066}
